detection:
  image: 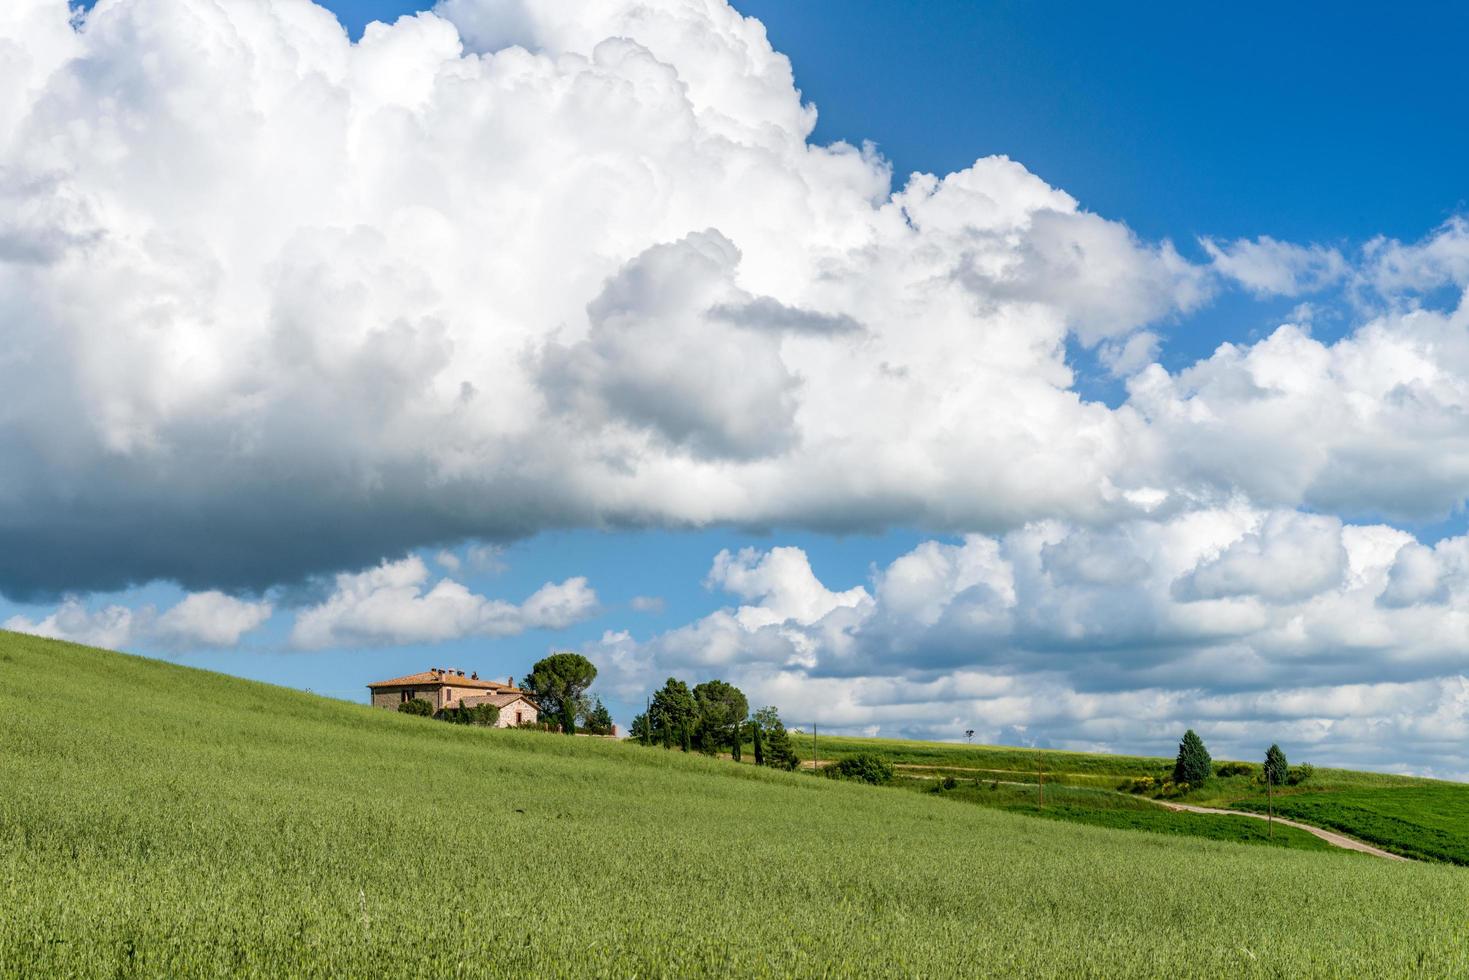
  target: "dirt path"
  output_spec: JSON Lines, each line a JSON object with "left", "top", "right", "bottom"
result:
{"left": 812, "top": 760, "right": 1412, "bottom": 861}
{"left": 1149, "top": 800, "right": 1410, "bottom": 861}
{"left": 900, "top": 770, "right": 1412, "bottom": 861}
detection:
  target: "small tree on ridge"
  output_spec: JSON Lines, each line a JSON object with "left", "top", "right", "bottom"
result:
{"left": 523, "top": 652, "right": 598, "bottom": 735}
{"left": 1263, "top": 743, "right": 1289, "bottom": 787}
{"left": 1173, "top": 729, "right": 1212, "bottom": 787}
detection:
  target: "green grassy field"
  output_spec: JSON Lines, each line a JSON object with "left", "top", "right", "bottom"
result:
{"left": 1229, "top": 789, "right": 1469, "bottom": 864}
{"left": 792, "top": 732, "right": 1172, "bottom": 781}
{"left": 797, "top": 732, "right": 1469, "bottom": 864}
{"left": 4, "top": 631, "right": 1468, "bottom": 977}
{"left": 911, "top": 780, "right": 1337, "bottom": 852}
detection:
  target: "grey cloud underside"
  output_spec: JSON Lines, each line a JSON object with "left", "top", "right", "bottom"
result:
{"left": 706, "top": 297, "right": 865, "bottom": 335}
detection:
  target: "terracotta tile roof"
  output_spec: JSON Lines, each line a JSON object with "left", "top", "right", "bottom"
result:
{"left": 366, "top": 669, "right": 519, "bottom": 692}
{"left": 458, "top": 692, "right": 537, "bottom": 710}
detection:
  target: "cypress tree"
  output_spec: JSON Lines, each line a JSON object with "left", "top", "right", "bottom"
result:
{"left": 731, "top": 736, "right": 741, "bottom": 762}
{"left": 762, "top": 721, "right": 799, "bottom": 771}
{"left": 1173, "top": 729, "right": 1212, "bottom": 787}
{"left": 680, "top": 725, "right": 692, "bottom": 753}
{"left": 1264, "top": 743, "right": 1289, "bottom": 787}
{"left": 753, "top": 722, "right": 765, "bottom": 767}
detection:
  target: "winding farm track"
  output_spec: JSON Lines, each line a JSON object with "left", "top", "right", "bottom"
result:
{"left": 878, "top": 762, "right": 1414, "bottom": 862}
{"left": 1148, "top": 800, "right": 1411, "bottom": 861}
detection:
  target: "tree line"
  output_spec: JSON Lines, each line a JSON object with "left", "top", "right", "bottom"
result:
{"left": 629, "top": 676, "right": 801, "bottom": 770}
{"left": 1172, "top": 729, "right": 1313, "bottom": 789}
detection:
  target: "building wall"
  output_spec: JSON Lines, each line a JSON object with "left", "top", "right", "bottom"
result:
{"left": 372, "top": 684, "right": 528, "bottom": 714}
{"left": 498, "top": 698, "right": 537, "bottom": 728}
{"left": 370, "top": 686, "right": 442, "bottom": 709}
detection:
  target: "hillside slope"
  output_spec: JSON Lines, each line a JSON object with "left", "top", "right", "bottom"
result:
{"left": 2, "top": 631, "right": 1466, "bottom": 977}
{"left": 798, "top": 732, "right": 1469, "bottom": 862}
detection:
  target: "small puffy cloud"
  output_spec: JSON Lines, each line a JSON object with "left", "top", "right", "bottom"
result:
{"left": 707, "top": 546, "right": 870, "bottom": 629}
{"left": 1361, "top": 217, "right": 1469, "bottom": 295}
{"left": 435, "top": 544, "right": 506, "bottom": 575}
{"left": 630, "top": 595, "right": 665, "bottom": 614}
{"left": 518, "top": 575, "right": 599, "bottom": 630}
{"left": 5, "top": 590, "right": 271, "bottom": 651}
{"left": 1127, "top": 309, "right": 1469, "bottom": 521}
{"left": 1380, "top": 544, "right": 1447, "bottom": 608}
{"left": 151, "top": 591, "right": 275, "bottom": 648}
{"left": 1202, "top": 236, "right": 1348, "bottom": 297}
{"left": 1173, "top": 512, "right": 1347, "bottom": 603}
{"left": 287, "top": 556, "right": 597, "bottom": 649}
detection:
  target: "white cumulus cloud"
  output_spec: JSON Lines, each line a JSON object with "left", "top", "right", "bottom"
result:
{"left": 0, "top": 0, "right": 1220, "bottom": 597}
{"left": 287, "top": 555, "right": 597, "bottom": 648}
{"left": 5, "top": 591, "right": 272, "bottom": 650}
{"left": 582, "top": 514, "right": 1469, "bottom": 775}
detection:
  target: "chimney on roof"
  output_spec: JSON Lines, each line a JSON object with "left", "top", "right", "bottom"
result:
{"left": 471, "top": 671, "right": 478, "bottom": 680}
{"left": 457, "top": 670, "right": 465, "bottom": 677}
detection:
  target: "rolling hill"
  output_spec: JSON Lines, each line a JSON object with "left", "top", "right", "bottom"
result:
{"left": 2, "top": 630, "right": 1466, "bottom": 977}
{"left": 786, "top": 732, "right": 1469, "bottom": 863}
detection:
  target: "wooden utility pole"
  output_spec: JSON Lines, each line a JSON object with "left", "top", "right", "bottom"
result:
{"left": 1267, "top": 770, "right": 1274, "bottom": 839}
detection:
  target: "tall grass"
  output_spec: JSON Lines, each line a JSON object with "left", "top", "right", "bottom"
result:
{"left": 2, "top": 632, "right": 1467, "bottom": 977}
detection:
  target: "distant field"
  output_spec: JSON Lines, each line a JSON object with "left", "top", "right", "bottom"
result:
{"left": 1231, "top": 788, "right": 1469, "bottom": 864}
{"left": 4, "top": 632, "right": 1469, "bottom": 977}
{"left": 791, "top": 731, "right": 1171, "bottom": 780}
{"left": 788, "top": 732, "right": 1469, "bottom": 863}
{"left": 911, "top": 780, "right": 1337, "bottom": 852}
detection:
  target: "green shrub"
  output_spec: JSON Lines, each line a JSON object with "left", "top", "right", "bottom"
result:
{"left": 436, "top": 703, "right": 500, "bottom": 727}
{"left": 1288, "top": 763, "right": 1315, "bottom": 786}
{"left": 397, "top": 698, "right": 433, "bottom": 717}
{"left": 941, "top": 775, "right": 958, "bottom": 790}
{"left": 583, "top": 698, "right": 615, "bottom": 736}
{"left": 824, "top": 754, "right": 895, "bottom": 785}
{"left": 1124, "top": 776, "right": 1156, "bottom": 793}
{"left": 1215, "top": 761, "right": 1254, "bottom": 778}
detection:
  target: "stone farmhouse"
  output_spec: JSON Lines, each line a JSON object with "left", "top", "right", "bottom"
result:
{"left": 367, "top": 668, "right": 538, "bottom": 727}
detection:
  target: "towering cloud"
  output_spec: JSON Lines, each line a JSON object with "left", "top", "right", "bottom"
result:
{"left": 0, "top": 0, "right": 1217, "bottom": 597}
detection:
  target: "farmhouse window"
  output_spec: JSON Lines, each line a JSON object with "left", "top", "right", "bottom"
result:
{"left": 515, "top": 711, "right": 523, "bottom": 725}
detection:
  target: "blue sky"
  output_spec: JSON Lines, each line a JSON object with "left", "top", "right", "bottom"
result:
{"left": 4, "top": 0, "right": 1469, "bottom": 775}
{"left": 330, "top": 0, "right": 1469, "bottom": 241}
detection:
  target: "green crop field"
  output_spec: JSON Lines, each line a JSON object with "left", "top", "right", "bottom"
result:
{"left": 793, "top": 731, "right": 1469, "bottom": 864}
{"left": 3, "top": 631, "right": 1468, "bottom": 977}
{"left": 1229, "top": 789, "right": 1469, "bottom": 864}
{"left": 791, "top": 731, "right": 1172, "bottom": 780}
{"left": 909, "top": 780, "right": 1337, "bottom": 852}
